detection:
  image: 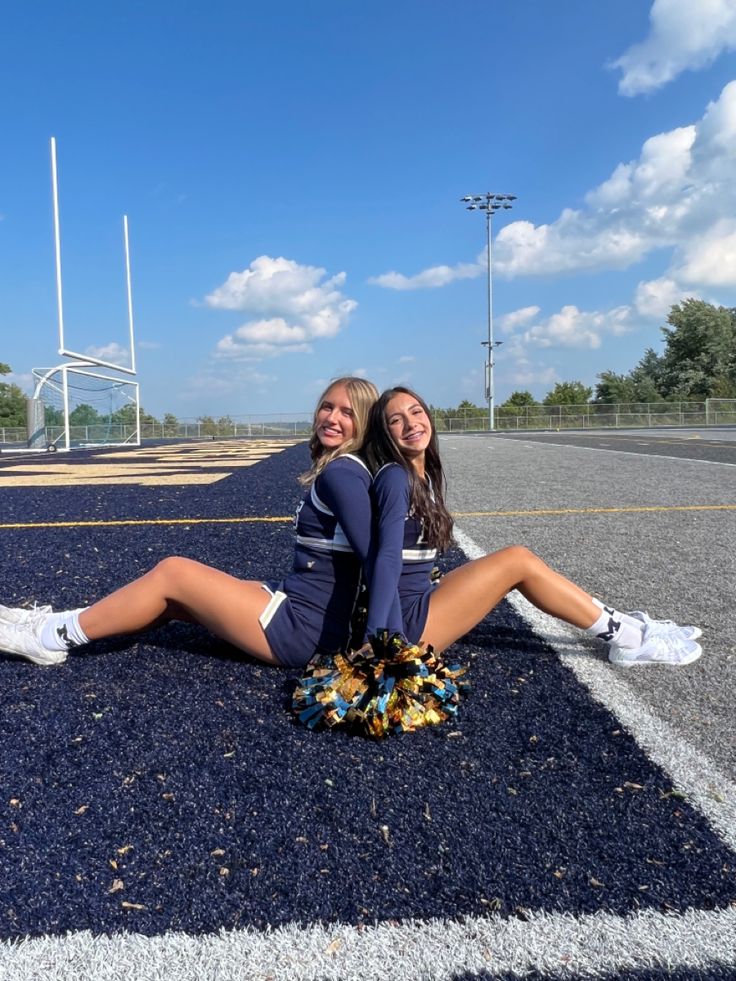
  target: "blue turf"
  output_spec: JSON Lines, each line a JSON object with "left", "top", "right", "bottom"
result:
{"left": 0, "top": 444, "right": 734, "bottom": 938}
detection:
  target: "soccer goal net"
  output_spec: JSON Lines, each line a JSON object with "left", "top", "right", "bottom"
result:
{"left": 29, "top": 364, "right": 140, "bottom": 451}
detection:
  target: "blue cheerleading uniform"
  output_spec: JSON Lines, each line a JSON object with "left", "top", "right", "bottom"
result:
{"left": 366, "top": 462, "right": 438, "bottom": 643}
{"left": 260, "top": 453, "right": 372, "bottom": 668}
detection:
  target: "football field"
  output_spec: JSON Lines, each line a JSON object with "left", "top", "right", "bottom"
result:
{"left": 0, "top": 432, "right": 734, "bottom": 980}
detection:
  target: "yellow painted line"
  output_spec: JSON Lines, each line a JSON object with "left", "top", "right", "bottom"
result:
{"left": 454, "top": 504, "right": 736, "bottom": 518}
{"left": 0, "top": 462, "right": 258, "bottom": 475}
{"left": 102, "top": 443, "right": 300, "bottom": 455}
{"left": 0, "top": 460, "right": 260, "bottom": 473}
{"left": 2, "top": 503, "right": 735, "bottom": 532}
{"left": 0, "top": 474, "right": 230, "bottom": 487}
{"left": 101, "top": 448, "right": 295, "bottom": 460}
{"left": 0, "top": 516, "right": 292, "bottom": 530}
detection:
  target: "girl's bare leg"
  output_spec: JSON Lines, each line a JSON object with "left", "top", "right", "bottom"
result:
{"left": 78, "top": 556, "right": 280, "bottom": 665}
{"left": 422, "top": 545, "right": 600, "bottom": 653}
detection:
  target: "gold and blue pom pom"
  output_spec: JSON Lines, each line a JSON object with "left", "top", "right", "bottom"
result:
{"left": 292, "top": 631, "right": 467, "bottom": 738}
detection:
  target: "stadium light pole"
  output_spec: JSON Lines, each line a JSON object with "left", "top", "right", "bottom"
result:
{"left": 460, "top": 192, "right": 516, "bottom": 430}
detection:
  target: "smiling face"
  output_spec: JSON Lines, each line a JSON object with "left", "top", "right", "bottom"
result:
{"left": 314, "top": 383, "right": 356, "bottom": 450}
{"left": 385, "top": 391, "right": 432, "bottom": 465}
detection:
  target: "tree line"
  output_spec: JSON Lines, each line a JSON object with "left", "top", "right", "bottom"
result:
{"left": 3, "top": 299, "right": 735, "bottom": 430}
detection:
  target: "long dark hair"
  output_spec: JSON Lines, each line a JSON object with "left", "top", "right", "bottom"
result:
{"left": 363, "top": 386, "right": 454, "bottom": 551}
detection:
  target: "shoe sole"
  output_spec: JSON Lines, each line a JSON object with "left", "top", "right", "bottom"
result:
{"left": 1, "top": 649, "right": 67, "bottom": 666}
{"left": 609, "top": 642, "right": 702, "bottom": 667}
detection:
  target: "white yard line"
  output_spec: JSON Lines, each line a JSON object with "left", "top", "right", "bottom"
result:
{"left": 2, "top": 908, "right": 735, "bottom": 980}
{"left": 455, "top": 526, "right": 736, "bottom": 851}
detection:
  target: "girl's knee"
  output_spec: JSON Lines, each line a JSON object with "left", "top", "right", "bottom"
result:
{"left": 151, "top": 555, "right": 194, "bottom": 583}
{"left": 499, "top": 544, "right": 535, "bottom": 565}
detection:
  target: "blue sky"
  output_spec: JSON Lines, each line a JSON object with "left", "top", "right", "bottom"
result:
{"left": 1, "top": 0, "right": 736, "bottom": 419}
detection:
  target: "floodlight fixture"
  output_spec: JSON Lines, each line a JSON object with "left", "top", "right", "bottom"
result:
{"left": 459, "top": 190, "right": 517, "bottom": 430}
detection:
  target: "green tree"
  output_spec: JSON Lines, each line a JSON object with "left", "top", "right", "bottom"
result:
{"left": 198, "top": 414, "right": 217, "bottom": 436}
{"left": 111, "top": 404, "right": 137, "bottom": 425}
{"left": 596, "top": 347, "right": 669, "bottom": 405}
{"left": 163, "top": 413, "right": 179, "bottom": 436}
{"left": 594, "top": 371, "right": 638, "bottom": 404}
{"left": 658, "top": 299, "right": 736, "bottom": 399}
{"left": 110, "top": 404, "right": 158, "bottom": 428}
{"left": 44, "top": 406, "right": 64, "bottom": 426}
{"left": 500, "top": 390, "right": 536, "bottom": 408}
{"left": 0, "top": 363, "right": 27, "bottom": 429}
{"left": 631, "top": 348, "right": 666, "bottom": 397}
{"left": 455, "top": 399, "right": 485, "bottom": 418}
{"left": 543, "top": 381, "right": 592, "bottom": 405}
{"left": 69, "top": 403, "right": 101, "bottom": 426}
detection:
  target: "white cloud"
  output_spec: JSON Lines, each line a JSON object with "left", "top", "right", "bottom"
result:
{"left": 633, "top": 276, "right": 691, "bottom": 318}
{"left": 508, "top": 360, "right": 559, "bottom": 388}
{"left": 367, "top": 81, "right": 736, "bottom": 296}
{"left": 494, "top": 81, "right": 736, "bottom": 284}
{"left": 611, "top": 0, "right": 736, "bottom": 96}
{"left": 206, "top": 256, "right": 357, "bottom": 361}
{"left": 501, "top": 272, "right": 698, "bottom": 363}
{"left": 503, "top": 304, "right": 634, "bottom": 354}
{"left": 225, "top": 317, "right": 308, "bottom": 345}
{"left": 84, "top": 342, "right": 130, "bottom": 366}
{"left": 368, "top": 259, "right": 482, "bottom": 291}
{"left": 3, "top": 371, "right": 34, "bottom": 393}
{"left": 398, "top": 355, "right": 416, "bottom": 364}
{"left": 676, "top": 218, "right": 736, "bottom": 285}
{"left": 183, "top": 367, "right": 277, "bottom": 400}
{"left": 215, "top": 337, "right": 312, "bottom": 361}
{"left": 497, "top": 306, "right": 541, "bottom": 333}
{"left": 138, "top": 340, "right": 162, "bottom": 350}
{"left": 585, "top": 127, "right": 696, "bottom": 209}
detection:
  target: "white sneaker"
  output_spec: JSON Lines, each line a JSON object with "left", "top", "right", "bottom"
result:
{"left": 0, "top": 611, "right": 67, "bottom": 666}
{"left": 629, "top": 610, "right": 702, "bottom": 642}
{"left": 609, "top": 623, "right": 702, "bottom": 667}
{"left": 0, "top": 603, "right": 53, "bottom": 624}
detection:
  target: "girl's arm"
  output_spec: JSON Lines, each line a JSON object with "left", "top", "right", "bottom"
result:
{"left": 365, "top": 464, "right": 408, "bottom": 638}
{"left": 316, "top": 457, "right": 372, "bottom": 562}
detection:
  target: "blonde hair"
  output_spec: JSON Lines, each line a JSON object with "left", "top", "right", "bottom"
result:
{"left": 299, "top": 376, "right": 379, "bottom": 486}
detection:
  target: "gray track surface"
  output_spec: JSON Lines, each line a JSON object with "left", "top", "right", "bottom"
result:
{"left": 489, "top": 428, "right": 736, "bottom": 465}
{"left": 442, "top": 430, "right": 736, "bottom": 776}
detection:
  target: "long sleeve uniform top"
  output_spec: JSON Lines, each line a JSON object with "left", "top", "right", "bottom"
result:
{"left": 366, "top": 462, "right": 437, "bottom": 638}
{"left": 280, "top": 453, "right": 373, "bottom": 650}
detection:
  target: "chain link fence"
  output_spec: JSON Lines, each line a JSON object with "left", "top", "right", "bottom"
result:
{"left": 433, "top": 399, "right": 736, "bottom": 432}
{"left": 2, "top": 400, "right": 736, "bottom": 447}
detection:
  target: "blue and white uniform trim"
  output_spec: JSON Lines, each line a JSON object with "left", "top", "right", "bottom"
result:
{"left": 260, "top": 453, "right": 372, "bottom": 667}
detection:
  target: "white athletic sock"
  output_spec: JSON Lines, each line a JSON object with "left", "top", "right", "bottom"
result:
{"left": 39, "top": 609, "right": 90, "bottom": 652}
{"left": 585, "top": 601, "right": 643, "bottom": 650}
{"left": 590, "top": 596, "right": 643, "bottom": 630}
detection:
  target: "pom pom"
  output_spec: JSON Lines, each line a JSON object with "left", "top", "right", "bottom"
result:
{"left": 292, "top": 631, "right": 467, "bottom": 738}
